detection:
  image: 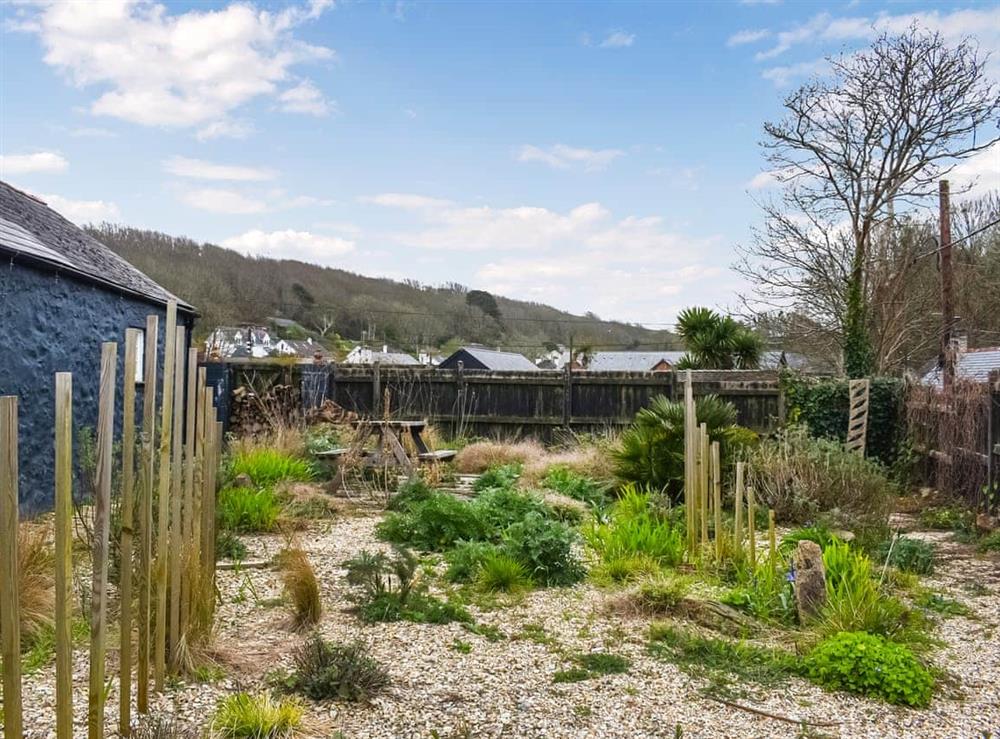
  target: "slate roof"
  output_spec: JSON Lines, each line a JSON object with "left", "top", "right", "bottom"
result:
{"left": 276, "top": 339, "right": 328, "bottom": 358}
{"left": 921, "top": 348, "right": 1000, "bottom": 385}
{"left": 759, "top": 350, "right": 811, "bottom": 371}
{"left": 0, "top": 180, "right": 193, "bottom": 312}
{"left": 454, "top": 347, "right": 540, "bottom": 371}
{"left": 585, "top": 351, "right": 686, "bottom": 372}
{"left": 374, "top": 351, "right": 421, "bottom": 365}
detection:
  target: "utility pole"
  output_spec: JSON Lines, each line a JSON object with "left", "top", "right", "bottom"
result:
{"left": 939, "top": 180, "right": 955, "bottom": 391}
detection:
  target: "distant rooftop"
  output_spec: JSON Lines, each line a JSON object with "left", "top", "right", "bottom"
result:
{"left": 921, "top": 347, "right": 1000, "bottom": 386}
{"left": 584, "top": 351, "right": 686, "bottom": 372}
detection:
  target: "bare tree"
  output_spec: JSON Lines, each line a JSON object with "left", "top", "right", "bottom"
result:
{"left": 738, "top": 25, "right": 1000, "bottom": 376}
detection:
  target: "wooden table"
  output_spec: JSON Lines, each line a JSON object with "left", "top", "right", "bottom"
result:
{"left": 315, "top": 420, "right": 455, "bottom": 476}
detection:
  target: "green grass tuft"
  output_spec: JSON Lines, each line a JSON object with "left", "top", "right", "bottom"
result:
{"left": 217, "top": 486, "right": 282, "bottom": 533}
{"left": 475, "top": 552, "right": 531, "bottom": 593}
{"left": 210, "top": 691, "right": 303, "bottom": 738}
{"left": 228, "top": 448, "right": 314, "bottom": 486}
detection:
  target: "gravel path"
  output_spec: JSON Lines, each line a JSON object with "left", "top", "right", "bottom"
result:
{"left": 16, "top": 513, "right": 1000, "bottom": 738}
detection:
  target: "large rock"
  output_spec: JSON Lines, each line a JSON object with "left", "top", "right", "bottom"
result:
{"left": 793, "top": 540, "right": 826, "bottom": 621}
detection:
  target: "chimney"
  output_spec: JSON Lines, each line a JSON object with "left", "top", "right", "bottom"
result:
{"left": 951, "top": 333, "right": 968, "bottom": 355}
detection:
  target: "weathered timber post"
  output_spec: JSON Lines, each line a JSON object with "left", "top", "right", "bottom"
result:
{"left": 456, "top": 361, "right": 467, "bottom": 438}
{"left": 0, "top": 396, "right": 23, "bottom": 739}
{"left": 89, "top": 341, "right": 117, "bottom": 739}
{"left": 155, "top": 301, "right": 177, "bottom": 689}
{"left": 712, "top": 441, "right": 722, "bottom": 562}
{"left": 699, "top": 423, "right": 709, "bottom": 548}
{"left": 747, "top": 486, "right": 757, "bottom": 566}
{"left": 119, "top": 330, "right": 140, "bottom": 736}
{"left": 181, "top": 347, "right": 198, "bottom": 639}
{"left": 683, "top": 370, "right": 696, "bottom": 555}
{"left": 137, "top": 314, "right": 158, "bottom": 712}
{"left": 168, "top": 326, "right": 185, "bottom": 668}
{"left": 54, "top": 374, "right": 74, "bottom": 739}
{"left": 989, "top": 370, "right": 1000, "bottom": 512}
{"left": 562, "top": 364, "right": 572, "bottom": 429}
{"left": 372, "top": 361, "right": 381, "bottom": 414}
{"left": 734, "top": 461, "right": 745, "bottom": 554}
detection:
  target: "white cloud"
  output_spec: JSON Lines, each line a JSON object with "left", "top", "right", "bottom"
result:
{"left": 1, "top": 151, "right": 68, "bottom": 175}
{"left": 278, "top": 80, "right": 333, "bottom": 116}
{"left": 949, "top": 142, "right": 1000, "bottom": 201}
{"left": 753, "top": 8, "right": 1000, "bottom": 76}
{"left": 361, "top": 193, "right": 454, "bottom": 209}
{"left": 14, "top": 0, "right": 334, "bottom": 132}
{"left": 599, "top": 30, "right": 635, "bottom": 49}
{"left": 221, "top": 228, "right": 354, "bottom": 265}
{"left": 196, "top": 119, "right": 254, "bottom": 141}
{"left": 164, "top": 156, "right": 275, "bottom": 182}
{"left": 760, "top": 59, "right": 827, "bottom": 87}
{"left": 740, "top": 0, "right": 781, "bottom": 5}
{"left": 516, "top": 144, "right": 624, "bottom": 172}
{"left": 727, "top": 29, "right": 771, "bottom": 47}
{"left": 179, "top": 188, "right": 268, "bottom": 214}
{"left": 34, "top": 191, "right": 121, "bottom": 225}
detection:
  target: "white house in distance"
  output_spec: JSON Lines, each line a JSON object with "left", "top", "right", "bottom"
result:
{"left": 345, "top": 344, "right": 421, "bottom": 366}
{"left": 205, "top": 325, "right": 274, "bottom": 358}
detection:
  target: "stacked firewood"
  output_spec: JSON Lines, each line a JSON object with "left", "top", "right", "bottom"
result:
{"left": 229, "top": 384, "right": 302, "bottom": 436}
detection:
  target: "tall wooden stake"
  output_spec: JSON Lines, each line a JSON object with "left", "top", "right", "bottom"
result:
{"left": 768, "top": 509, "right": 777, "bottom": 568}
{"left": 0, "top": 396, "right": 22, "bottom": 739}
{"left": 711, "top": 441, "right": 722, "bottom": 562}
{"left": 181, "top": 347, "right": 199, "bottom": 638}
{"left": 168, "top": 326, "right": 185, "bottom": 667}
{"left": 155, "top": 301, "right": 177, "bottom": 689}
{"left": 200, "top": 389, "right": 216, "bottom": 620}
{"left": 699, "top": 423, "right": 709, "bottom": 548}
{"left": 119, "top": 330, "right": 140, "bottom": 736}
{"left": 54, "top": 375, "right": 73, "bottom": 739}
{"left": 747, "top": 486, "right": 757, "bottom": 566}
{"left": 734, "top": 461, "right": 745, "bottom": 553}
{"left": 683, "top": 370, "right": 696, "bottom": 555}
{"left": 137, "top": 315, "right": 158, "bottom": 712}
{"left": 89, "top": 341, "right": 117, "bottom": 739}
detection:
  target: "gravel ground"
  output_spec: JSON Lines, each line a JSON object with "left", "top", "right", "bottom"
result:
{"left": 16, "top": 512, "right": 1000, "bottom": 739}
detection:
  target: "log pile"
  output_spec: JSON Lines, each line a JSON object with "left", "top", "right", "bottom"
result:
{"left": 229, "top": 384, "right": 301, "bottom": 437}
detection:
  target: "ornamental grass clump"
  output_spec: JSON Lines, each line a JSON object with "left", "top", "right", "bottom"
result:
{"left": 277, "top": 547, "right": 322, "bottom": 630}
{"left": 584, "top": 485, "right": 685, "bottom": 571}
{"left": 217, "top": 486, "right": 282, "bottom": 533}
{"left": 6, "top": 525, "right": 55, "bottom": 644}
{"left": 804, "top": 631, "right": 933, "bottom": 707}
{"left": 210, "top": 691, "right": 302, "bottom": 738}
{"left": 227, "top": 446, "right": 314, "bottom": 487}
{"left": 475, "top": 552, "right": 531, "bottom": 593}
{"left": 288, "top": 633, "right": 389, "bottom": 702}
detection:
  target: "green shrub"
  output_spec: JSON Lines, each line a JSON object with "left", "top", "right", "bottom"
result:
{"left": 387, "top": 477, "right": 435, "bottom": 512}
{"left": 918, "top": 506, "right": 974, "bottom": 532}
{"left": 227, "top": 448, "right": 314, "bottom": 486}
{"left": 217, "top": 486, "right": 282, "bottom": 533}
{"left": 721, "top": 559, "right": 795, "bottom": 624}
{"left": 210, "top": 691, "right": 302, "bottom": 738}
{"left": 779, "top": 525, "right": 840, "bottom": 554}
{"left": 376, "top": 493, "right": 486, "bottom": 551}
{"left": 501, "top": 513, "right": 585, "bottom": 586}
{"left": 541, "top": 466, "right": 608, "bottom": 508}
{"left": 475, "top": 487, "right": 553, "bottom": 532}
{"left": 744, "top": 425, "right": 894, "bottom": 534}
{"left": 444, "top": 541, "right": 503, "bottom": 583}
{"left": 781, "top": 372, "right": 904, "bottom": 468}
{"left": 804, "top": 632, "right": 933, "bottom": 707}
{"left": 876, "top": 536, "right": 935, "bottom": 575}
{"left": 287, "top": 634, "right": 389, "bottom": 702}
{"left": 914, "top": 589, "right": 972, "bottom": 617}
{"left": 584, "top": 486, "right": 685, "bottom": 569}
{"left": 590, "top": 553, "right": 659, "bottom": 585}
{"left": 613, "top": 394, "right": 756, "bottom": 500}
{"left": 476, "top": 552, "right": 531, "bottom": 593}
{"left": 473, "top": 464, "right": 521, "bottom": 492}
{"left": 216, "top": 530, "right": 248, "bottom": 561}
{"left": 978, "top": 531, "right": 1000, "bottom": 552}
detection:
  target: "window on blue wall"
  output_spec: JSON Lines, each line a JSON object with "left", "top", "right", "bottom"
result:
{"left": 134, "top": 329, "right": 145, "bottom": 384}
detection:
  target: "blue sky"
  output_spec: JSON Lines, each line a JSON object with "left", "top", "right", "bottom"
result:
{"left": 2, "top": 0, "right": 998, "bottom": 326}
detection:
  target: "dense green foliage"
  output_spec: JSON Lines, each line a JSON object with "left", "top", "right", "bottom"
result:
{"left": 475, "top": 552, "right": 531, "bottom": 593}
{"left": 674, "top": 306, "right": 763, "bottom": 369}
{"left": 780, "top": 373, "right": 904, "bottom": 467}
{"left": 501, "top": 513, "right": 586, "bottom": 586}
{"left": 876, "top": 537, "right": 935, "bottom": 575}
{"left": 804, "top": 632, "right": 933, "bottom": 707}
{"left": 377, "top": 493, "right": 488, "bottom": 551}
{"left": 216, "top": 530, "right": 248, "bottom": 561}
{"left": 217, "top": 486, "right": 282, "bottom": 533}
{"left": 541, "top": 466, "right": 609, "bottom": 508}
{"left": 473, "top": 464, "right": 522, "bottom": 493}
{"left": 584, "top": 486, "right": 685, "bottom": 574}
{"left": 286, "top": 634, "right": 389, "bottom": 702}
{"left": 614, "top": 394, "right": 756, "bottom": 499}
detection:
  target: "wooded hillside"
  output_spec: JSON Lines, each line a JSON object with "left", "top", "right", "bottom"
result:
{"left": 89, "top": 224, "right": 678, "bottom": 356}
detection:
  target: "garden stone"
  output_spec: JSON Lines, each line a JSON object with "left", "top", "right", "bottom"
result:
{"left": 233, "top": 473, "right": 253, "bottom": 488}
{"left": 793, "top": 540, "right": 826, "bottom": 620}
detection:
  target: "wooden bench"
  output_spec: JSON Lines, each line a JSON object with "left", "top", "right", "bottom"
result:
{"left": 314, "top": 448, "right": 351, "bottom": 460}
{"left": 417, "top": 450, "right": 457, "bottom": 463}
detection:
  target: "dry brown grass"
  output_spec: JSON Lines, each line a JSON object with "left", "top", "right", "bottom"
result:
{"left": 521, "top": 444, "right": 616, "bottom": 485}
{"left": 277, "top": 547, "right": 322, "bottom": 630}
{"left": 6, "top": 523, "right": 56, "bottom": 642}
{"left": 453, "top": 439, "right": 547, "bottom": 473}
{"left": 228, "top": 424, "right": 307, "bottom": 461}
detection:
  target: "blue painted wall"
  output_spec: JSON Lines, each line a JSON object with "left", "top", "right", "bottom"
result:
{"left": 0, "top": 259, "right": 194, "bottom": 514}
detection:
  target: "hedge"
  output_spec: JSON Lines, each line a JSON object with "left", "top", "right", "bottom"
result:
{"left": 780, "top": 372, "right": 905, "bottom": 468}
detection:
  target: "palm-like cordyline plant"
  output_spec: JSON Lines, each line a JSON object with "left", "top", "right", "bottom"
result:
{"left": 675, "top": 307, "right": 763, "bottom": 369}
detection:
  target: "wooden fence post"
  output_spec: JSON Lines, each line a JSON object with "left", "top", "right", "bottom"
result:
{"left": 181, "top": 347, "right": 199, "bottom": 639}
{"left": 0, "top": 396, "right": 22, "bottom": 739}
{"left": 168, "top": 326, "right": 185, "bottom": 668}
{"left": 54, "top": 374, "right": 74, "bottom": 739}
{"left": 768, "top": 509, "right": 777, "bottom": 568}
{"left": 747, "top": 486, "right": 757, "bottom": 566}
{"left": 562, "top": 365, "right": 572, "bottom": 428}
{"left": 89, "top": 341, "right": 117, "bottom": 739}
{"left": 712, "top": 441, "right": 722, "bottom": 561}
{"left": 699, "top": 423, "right": 709, "bottom": 548}
{"left": 119, "top": 330, "right": 140, "bottom": 736}
{"left": 137, "top": 314, "right": 158, "bottom": 712}
{"left": 683, "top": 370, "right": 696, "bottom": 555}
{"left": 372, "top": 361, "right": 381, "bottom": 414}
{"left": 734, "top": 461, "right": 745, "bottom": 553}
{"left": 155, "top": 301, "right": 177, "bottom": 689}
